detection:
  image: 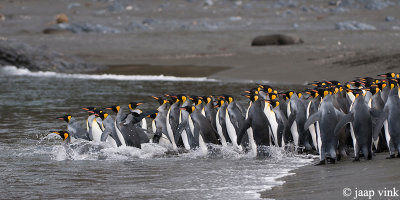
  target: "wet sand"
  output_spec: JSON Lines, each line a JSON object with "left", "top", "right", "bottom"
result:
{"left": 261, "top": 153, "right": 400, "bottom": 200}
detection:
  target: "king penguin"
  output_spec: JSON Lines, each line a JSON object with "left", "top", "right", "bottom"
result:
{"left": 57, "top": 115, "right": 90, "bottom": 141}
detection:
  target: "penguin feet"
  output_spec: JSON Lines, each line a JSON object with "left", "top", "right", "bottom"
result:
{"left": 386, "top": 154, "right": 396, "bottom": 159}
{"left": 327, "top": 157, "right": 336, "bottom": 164}
{"left": 315, "top": 160, "right": 326, "bottom": 166}
{"left": 352, "top": 157, "right": 360, "bottom": 162}
{"left": 397, "top": 154, "right": 400, "bottom": 158}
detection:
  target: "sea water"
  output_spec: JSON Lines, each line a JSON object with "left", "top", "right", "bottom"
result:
{"left": 0, "top": 66, "right": 313, "bottom": 199}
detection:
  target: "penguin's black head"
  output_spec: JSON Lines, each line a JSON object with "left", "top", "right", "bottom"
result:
{"left": 306, "top": 89, "right": 319, "bottom": 98}
{"left": 387, "top": 79, "right": 398, "bottom": 89}
{"left": 180, "top": 106, "right": 195, "bottom": 114}
{"left": 283, "top": 91, "right": 295, "bottom": 100}
{"left": 316, "top": 88, "right": 330, "bottom": 98}
{"left": 376, "top": 80, "right": 387, "bottom": 90}
{"left": 267, "top": 99, "right": 280, "bottom": 108}
{"left": 57, "top": 115, "right": 72, "bottom": 123}
{"left": 258, "top": 84, "right": 274, "bottom": 93}
{"left": 105, "top": 105, "right": 120, "bottom": 113}
{"left": 82, "top": 106, "right": 95, "bottom": 112}
{"left": 51, "top": 131, "right": 69, "bottom": 141}
{"left": 201, "top": 96, "right": 213, "bottom": 104}
{"left": 329, "top": 80, "right": 341, "bottom": 86}
{"left": 98, "top": 112, "right": 109, "bottom": 120}
{"left": 350, "top": 89, "right": 363, "bottom": 98}
{"left": 129, "top": 102, "right": 143, "bottom": 110}
{"left": 221, "top": 95, "right": 233, "bottom": 103}
{"left": 147, "top": 112, "right": 158, "bottom": 119}
{"left": 176, "top": 94, "right": 187, "bottom": 103}
{"left": 378, "top": 72, "right": 397, "bottom": 78}
{"left": 152, "top": 96, "right": 165, "bottom": 105}
{"left": 244, "top": 94, "right": 259, "bottom": 102}
{"left": 367, "top": 85, "right": 380, "bottom": 95}
{"left": 268, "top": 93, "right": 278, "bottom": 100}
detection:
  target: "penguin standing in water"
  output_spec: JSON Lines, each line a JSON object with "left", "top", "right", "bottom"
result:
{"left": 373, "top": 79, "right": 400, "bottom": 158}
{"left": 224, "top": 95, "right": 247, "bottom": 149}
{"left": 57, "top": 115, "right": 90, "bottom": 141}
{"left": 215, "top": 98, "right": 229, "bottom": 146}
{"left": 163, "top": 95, "right": 180, "bottom": 150}
{"left": 267, "top": 99, "right": 288, "bottom": 147}
{"left": 237, "top": 94, "right": 269, "bottom": 154}
{"left": 335, "top": 89, "right": 373, "bottom": 161}
{"left": 305, "top": 90, "right": 321, "bottom": 153}
{"left": 286, "top": 91, "right": 312, "bottom": 153}
{"left": 179, "top": 105, "right": 219, "bottom": 152}
{"left": 201, "top": 96, "right": 218, "bottom": 133}
{"left": 304, "top": 89, "right": 343, "bottom": 164}
{"left": 51, "top": 131, "right": 72, "bottom": 144}
{"left": 128, "top": 102, "right": 147, "bottom": 130}
{"left": 105, "top": 105, "right": 127, "bottom": 147}
{"left": 82, "top": 107, "right": 103, "bottom": 142}
{"left": 177, "top": 94, "right": 193, "bottom": 150}
{"left": 98, "top": 111, "right": 121, "bottom": 147}
{"left": 150, "top": 97, "right": 173, "bottom": 147}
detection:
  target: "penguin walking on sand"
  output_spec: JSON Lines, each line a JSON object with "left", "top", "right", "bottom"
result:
{"left": 57, "top": 115, "right": 90, "bottom": 141}
{"left": 335, "top": 89, "right": 374, "bottom": 161}
{"left": 304, "top": 89, "right": 343, "bottom": 164}
{"left": 373, "top": 80, "right": 400, "bottom": 158}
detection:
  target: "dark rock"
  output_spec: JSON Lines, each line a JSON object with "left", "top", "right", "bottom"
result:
{"left": 108, "top": 0, "right": 125, "bottom": 12}
{"left": 0, "top": 39, "right": 103, "bottom": 72}
{"left": 251, "top": 34, "right": 304, "bottom": 46}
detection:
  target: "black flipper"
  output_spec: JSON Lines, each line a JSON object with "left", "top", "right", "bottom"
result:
{"left": 287, "top": 110, "right": 297, "bottom": 130}
{"left": 372, "top": 108, "right": 388, "bottom": 141}
{"left": 303, "top": 111, "right": 321, "bottom": 131}
{"left": 334, "top": 112, "right": 354, "bottom": 136}
{"left": 175, "top": 121, "right": 188, "bottom": 143}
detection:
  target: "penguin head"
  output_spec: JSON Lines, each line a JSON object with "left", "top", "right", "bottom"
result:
{"left": 82, "top": 107, "right": 95, "bottom": 114}
{"left": 388, "top": 79, "right": 398, "bottom": 89}
{"left": 244, "top": 88, "right": 258, "bottom": 95}
{"left": 268, "top": 93, "right": 278, "bottom": 100}
{"left": 180, "top": 106, "right": 195, "bottom": 114}
{"left": 51, "top": 131, "right": 69, "bottom": 141}
{"left": 283, "top": 91, "right": 295, "bottom": 100}
{"left": 221, "top": 95, "right": 233, "bottom": 103}
{"left": 329, "top": 80, "right": 341, "bottom": 86}
{"left": 98, "top": 112, "right": 109, "bottom": 120}
{"left": 377, "top": 81, "right": 387, "bottom": 90}
{"left": 267, "top": 100, "right": 280, "bottom": 108}
{"left": 129, "top": 102, "right": 143, "bottom": 110}
{"left": 316, "top": 88, "right": 330, "bottom": 98}
{"left": 57, "top": 115, "right": 72, "bottom": 123}
{"left": 177, "top": 94, "right": 187, "bottom": 103}
{"left": 202, "top": 96, "right": 213, "bottom": 104}
{"left": 215, "top": 98, "right": 224, "bottom": 108}
{"left": 191, "top": 96, "right": 203, "bottom": 105}
{"left": 258, "top": 84, "right": 274, "bottom": 93}
{"left": 244, "top": 94, "right": 259, "bottom": 102}
{"left": 367, "top": 85, "right": 380, "bottom": 95}
{"left": 378, "top": 72, "right": 397, "bottom": 78}
{"left": 306, "top": 90, "right": 319, "bottom": 98}
{"left": 350, "top": 89, "right": 363, "bottom": 98}
{"left": 147, "top": 112, "right": 158, "bottom": 119}
{"left": 105, "top": 105, "right": 120, "bottom": 113}
{"left": 152, "top": 96, "right": 165, "bottom": 105}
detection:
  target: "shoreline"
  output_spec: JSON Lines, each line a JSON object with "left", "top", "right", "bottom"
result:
{"left": 261, "top": 153, "right": 400, "bottom": 200}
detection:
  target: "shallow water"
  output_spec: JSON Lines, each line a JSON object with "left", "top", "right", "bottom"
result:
{"left": 0, "top": 66, "right": 312, "bottom": 199}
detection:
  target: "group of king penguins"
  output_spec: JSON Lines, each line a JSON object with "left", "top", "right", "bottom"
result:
{"left": 51, "top": 72, "right": 400, "bottom": 165}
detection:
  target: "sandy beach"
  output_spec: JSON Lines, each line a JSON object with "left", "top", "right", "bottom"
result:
{"left": 1, "top": 0, "right": 400, "bottom": 199}
{"left": 1, "top": 0, "right": 400, "bottom": 84}
{"left": 261, "top": 153, "right": 400, "bottom": 200}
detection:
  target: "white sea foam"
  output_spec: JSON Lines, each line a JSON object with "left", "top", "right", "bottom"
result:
{"left": 0, "top": 66, "right": 217, "bottom": 82}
